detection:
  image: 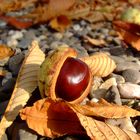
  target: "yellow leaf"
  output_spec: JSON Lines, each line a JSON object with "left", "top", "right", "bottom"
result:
{"left": 0, "top": 44, "right": 14, "bottom": 60}
{"left": 70, "top": 99, "right": 140, "bottom": 119}
{"left": 0, "top": 41, "right": 45, "bottom": 139}
{"left": 80, "top": 53, "right": 116, "bottom": 77}
{"left": 20, "top": 98, "right": 85, "bottom": 138}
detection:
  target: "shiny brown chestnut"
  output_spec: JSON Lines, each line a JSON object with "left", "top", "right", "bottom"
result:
{"left": 56, "top": 57, "right": 90, "bottom": 101}
{"left": 38, "top": 45, "right": 92, "bottom": 103}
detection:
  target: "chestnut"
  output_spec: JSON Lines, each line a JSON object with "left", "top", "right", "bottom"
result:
{"left": 38, "top": 46, "right": 92, "bottom": 103}
{"left": 55, "top": 57, "right": 90, "bottom": 101}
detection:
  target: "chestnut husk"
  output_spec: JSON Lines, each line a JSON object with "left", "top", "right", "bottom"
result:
{"left": 38, "top": 45, "right": 93, "bottom": 103}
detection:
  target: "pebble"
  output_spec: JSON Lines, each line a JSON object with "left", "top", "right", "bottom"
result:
{"left": 106, "top": 118, "right": 136, "bottom": 133}
{"left": 64, "top": 31, "right": 73, "bottom": 38}
{"left": 73, "top": 44, "right": 89, "bottom": 57}
{"left": 18, "top": 30, "right": 36, "bottom": 49}
{"left": 0, "top": 20, "right": 7, "bottom": 28}
{"left": 115, "top": 61, "right": 140, "bottom": 72}
{"left": 109, "top": 73, "right": 125, "bottom": 84}
{"left": 109, "top": 46, "right": 126, "bottom": 56}
{"left": 99, "top": 78, "right": 117, "bottom": 90}
{"left": 50, "top": 41, "right": 66, "bottom": 49}
{"left": 122, "top": 69, "right": 140, "bottom": 84}
{"left": 105, "top": 86, "right": 122, "bottom": 105}
{"left": 1, "top": 77, "right": 16, "bottom": 92}
{"left": 8, "top": 53, "right": 24, "bottom": 76}
{"left": 7, "top": 38, "right": 18, "bottom": 47}
{"left": 10, "top": 31, "right": 23, "bottom": 40}
{"left": 80, "top": 20, "right": 87, "bottom": 26}
{"left": 53, "top": 32, "right": 63, "bottom": 40}
{"left": 73, "top": 24, "right": 81, "bottom": 31}
{"left": 111, "top": 55, "right": 125, "bottom": 64}
{"left": 112, "top": 38, "right": 121, "bottom": 45}
{"left": 89, "top": 88, "right": 107, "bottom": 99}
{"left": 118, "top": 83, "right": 140, "bottom": 99}
{"left": 91, "top": 76, "right": 103, "bottom": 91}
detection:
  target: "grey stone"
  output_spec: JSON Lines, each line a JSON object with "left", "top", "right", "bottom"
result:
{"left": 109, "top": 73, "right": 125, "bottom": 84}
{"left": 105, "top": 86, "right": 122, "bottom": 105}
{"left": 118, "top": 83, "right": 140, "bottom": 99}
{"left": 7, "top": 37, "right": 18, "bottom": 47}
{"left": 122, "top": 69, "right": 140, "bottom": 84}
{"left": 109, "top": 46, "right": 126, "bottom": 56}
{"left": 91, "top": 76, "right": 103, "bottom": 91}
{"left": 53, "top": 32, "right": 63, "bottom": 40}
{"left": 72, "top": 44, "right": 89, "bottom": 57}
{"left": 80, "top": 20, "right": 87, "bottom": 26}
{"left": 106, "top": 36, "right": 113, "bottom": 43}
{"left": 115, "top": 62, "right": 140, "bottom": 72}
{"left": 8, "top": 53, "right": 24, "bottom": 76}
{"left": 73, "top": 24, "right": 81, "bottom": 31}
{"left": 50, "top": 41, "right": 66, "bottom": 49}
{"left": 100, "top": 28, "right": 109, "bottom": 34}
{"left": 18, "top": 38, "right": 32, "bottom": 49}
{"left": 110, "top": 55, "right": 125, "bottom": 64}
{"left": 18, "top": 30, "right": 36, "bottom": 49}
{"left": 0, "top": 20, "right": 7, "bottom": 28}
{"left": 106, "top": 118, "right": 136, "bottom": 133}
{"left": 10, "top": 31, "right": 23, "bottom": 40}
{"left": 1, "top": 77, "right": 16, "bottom": 92}
{"left": 113, "top": 38, "right": 121, "bottom": 45}
{"left": 65, "top": 31, "right": 73, "bottom": 38}
{"left": 89, "top": 89, "right": 107, "bottom": 99}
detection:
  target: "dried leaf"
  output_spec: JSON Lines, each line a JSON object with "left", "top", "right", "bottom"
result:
{"left": 115, "top": 26, "right": 140, "bottom": 51}
{"left": 23, "top": 0, "right": 75, "bottom": 24}
{"left": 20, "top": 99, "right": 140, "bottom": 139}
{"left": 20, "top": 98, "right": 85, "bottom": 138}
{"left": 67, "top": 1, "right": 90, "bottom": 20}
{"left": 0, "top": 15, "right": 33, "bottom": 29}
{"left": 77, "top": 113, "right": 140, "bottom": 140}
{"left": 113, "top": 20, "right": 140, "bottom": 34}
{"left": 0, "top": 44, "right": 14, "bottom": 60}
{"left": 80, "top": 53, "right": 116, "bottom": 77}
{"left": 84, "top": 36, "right": 106, "bottom": 46}
{"left": 0, "top": 0, "right": 37, "bottom": 13}
{"left": 70, "top": 98, "right": 140, "bottom": 119}
{"left": 0, "top": 41, "right": 45, "bottom": 139}
{"left": 49, "top": 15, "right": 71, "bottom": 32}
